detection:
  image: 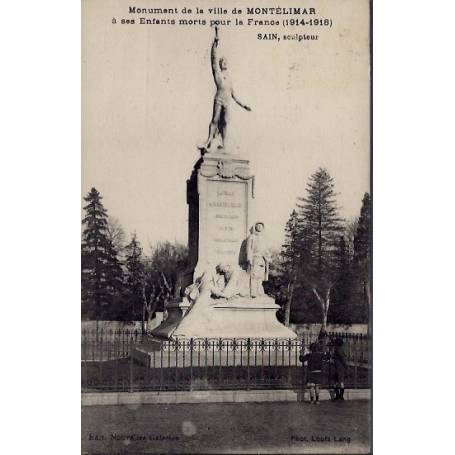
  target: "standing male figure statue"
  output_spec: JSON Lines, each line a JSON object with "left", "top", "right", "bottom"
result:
{"left": 246, "top": 222, "right": 270, "bottom": 298}
{"left": 199, "top": 26, "right": 252, "bottom": 153}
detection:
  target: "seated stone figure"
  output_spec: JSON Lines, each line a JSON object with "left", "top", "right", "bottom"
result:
{"left": 184, "top": 266, "right": 225, "bottom": 304}
{"left": 175, "top": 263, "right": 249, "bottom": 335}
{"left": 184, "top": 263, "right": 249, "bottom": 304}
{"left": 214, "top": 263, "right": 250, "bottom": 299}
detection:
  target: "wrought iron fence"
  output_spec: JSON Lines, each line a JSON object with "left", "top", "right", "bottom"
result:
{"left": 81, "top": 329, "right": 370, "bottom": 393}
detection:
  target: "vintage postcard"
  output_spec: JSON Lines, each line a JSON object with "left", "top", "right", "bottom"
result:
{"left": 82, "top": 0, "right": 371, "bottom": 453}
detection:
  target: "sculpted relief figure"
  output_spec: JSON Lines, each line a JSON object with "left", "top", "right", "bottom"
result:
{"left": 199, "top": 26, "right": 252, "bottom": 153}
{"left": 215, "top": 263, "right": 250, "bottom": 299}
{"left": 175, "top": 263, "right": 249, "bottom": 334}
{"left": 184, "top": 267, "right": 224, "bottom": 304}
{"left": 247, "top": 222, "right": 271, "bottom": 297}
{"left": 185, "top": 263, "right": 249, "bottom": 305}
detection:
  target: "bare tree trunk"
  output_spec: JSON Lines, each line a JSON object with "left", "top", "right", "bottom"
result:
{"left": 149, "top": 299, "right": 159, "bottom": 325}
{"left": 141, "top": 304, "right": 146, "bottom": 334}
{"left": 141, "top": 286, "right": 148, "bottom": 334}
{"left": 322, "top": 311, "right": 328, "bottom": 332}
{"left": 365, "top": 280, "right": 371, "bottom": 336}
{"left": 323, "top": 287, "right": 331, "bottom": 332}
{"left": 365, "top": 280, "right": 371, "bottom": 308}
{"left": 160, "top": 272, "right": 172, "bottom": 294}
{"left": 312, "top": 286, "right": 332, "bottom": 333}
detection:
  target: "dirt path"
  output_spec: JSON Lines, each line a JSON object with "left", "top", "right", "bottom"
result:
{"left": 82, "top": 400, "right": 370, "bottom": 454}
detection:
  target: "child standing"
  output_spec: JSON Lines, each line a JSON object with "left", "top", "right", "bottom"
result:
{"left": 300, "top": 342, "right": 327, "bottom": 404}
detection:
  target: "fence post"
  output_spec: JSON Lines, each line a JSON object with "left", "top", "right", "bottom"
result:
{"left": 232, "top": 338, "right": 236, "bottom": 387}
{"left": 301, "top": 337, "right": 305, "bottom": 395}
{"left": 274, "top": 338, "right": 278, "bottom": 385}
{"left": 204, "top": 338, "right": 208, "bottom": 387}
{"left": 175, "top": 338, "right": 179, "bottom": 391}
{"left": 115, "top": 333, "right": 119, "bottom": 392}
{"left": 129, "top": 332, "right": 134, "bottom": 393}
{"left": 253, "top": 340, "right": 258, "bottom": 387}
{"left": 354, "top": 334, "right": 358, "bottom": 390}
{"left": 212, "top": 340, "right": 216, "bottom": 385}
{"left": 98, "top": 328, "right": 104, "bottom": 388}
{"left": 218, "top": 338, "right": 222, "bottom": 389}
{"left": 182, "top": 338, "right": 185, "bottom": 390}
{"left": 107, "top": 329, "right": 112, "bottom": 361}
{"left": 260, "top": 339, "right": 265, "bottom": 386}
{"left": 145, "top": 336, "right": 150, "bottom": 389}
{"left": 189, "top": 339, "right": 193, "bottom": 392}
{"left": 246, "top": 339, "right": 250, "bottom": 391}
{"left": 287, "top": 339, "right": 292, "bottom": 387}
{"left": 159, "top": 342, "right": 164, "bottom": 392}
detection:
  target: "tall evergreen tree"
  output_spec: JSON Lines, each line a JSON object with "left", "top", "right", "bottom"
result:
{"left": 280, "top": 210, "right": 299, "bottom": 326}
{"left": 354, "top": 192, "right": 372, "bottom": 323}
{"left": 81, "top": 188, "right": 124, "bottom": 320}
{"left": 296, "top": 168, "right": 343, "bottom": 330}
{"left": 123, "top": 233, "right": 145, "bottom": 321}
{"left": 330, "top": 233, "right": 355, "bottom": 323}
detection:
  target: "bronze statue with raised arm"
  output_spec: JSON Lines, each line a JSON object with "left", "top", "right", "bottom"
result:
{"left": 199, "top": 26, "right": 252, "bottom": 153}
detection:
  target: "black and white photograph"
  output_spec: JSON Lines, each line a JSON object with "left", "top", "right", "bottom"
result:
{"left": 81, "top": 0, "right": 371, "bottom": 453}
{"left": 7, "top": 0, "right": 455, "bottom": 454}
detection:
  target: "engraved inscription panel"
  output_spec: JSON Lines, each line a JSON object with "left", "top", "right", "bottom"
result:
{"left": 205, "top": 180, "right": 248, "bottom": 267}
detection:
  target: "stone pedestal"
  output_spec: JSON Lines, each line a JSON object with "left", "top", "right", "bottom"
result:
{"left": 151, "top": 296, "right": 296, "bottom": 340}
{"left": 150, "top": 298, "right": 191, "bottom": 340}
{"left": 150, "top": 149, "right": 296, "bottom": 342}
{"left": 174, "top": 296, "right": 296, "bottom": 339}
{"left": 186, "top": 151, "right": 254, "bottom": 284}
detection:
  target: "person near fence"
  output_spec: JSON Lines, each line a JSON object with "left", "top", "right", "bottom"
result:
{"left": 330, "top": 337, "right": 347, "bottom": 401}
{"left": 318, "top": 328, "right": 330, "bottom": 353}
{"left": 299, "top": 342, "right": 328, "bottom": 404}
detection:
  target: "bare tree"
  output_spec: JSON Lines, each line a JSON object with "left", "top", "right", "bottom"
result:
{"left": 141, "top": 242, "right": 188, "bottom": 332}
{"left": 106, "top": 217, "right": 126, "bottom": 258}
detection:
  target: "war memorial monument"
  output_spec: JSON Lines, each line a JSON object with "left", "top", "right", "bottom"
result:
{"left": 136, "top": 27, "right": 296, "bottom": 361}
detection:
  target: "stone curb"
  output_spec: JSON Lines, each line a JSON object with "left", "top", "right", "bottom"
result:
{"left": 81, "top": 388, "right": 370, "bottom": 406}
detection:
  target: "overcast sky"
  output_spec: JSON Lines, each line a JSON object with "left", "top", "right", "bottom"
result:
{"left": 82, "top": 0, "right": 370, "bottom": 251}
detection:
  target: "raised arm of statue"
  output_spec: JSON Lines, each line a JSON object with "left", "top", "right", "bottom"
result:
{"left": 199, "top": 26, "right": 251, "bottom": 153}
{"left": 211, "top": 27, "right": 221, "bottom": 81}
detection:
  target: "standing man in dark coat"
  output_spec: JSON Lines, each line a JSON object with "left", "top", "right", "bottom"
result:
{"left": 332, "top": 337, "right": 348, "bottom": 400}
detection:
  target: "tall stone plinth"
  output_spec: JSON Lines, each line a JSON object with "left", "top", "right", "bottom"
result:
{"left": 150, "top": 150, "right": 296, "bottom": 343}
{"left": 186, "top": 152, "right": 254, "bottom": 284}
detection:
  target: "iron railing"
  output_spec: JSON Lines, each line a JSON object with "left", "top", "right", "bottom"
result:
{"left": 81, "top": 329, "right": 370, "bottom": 393}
